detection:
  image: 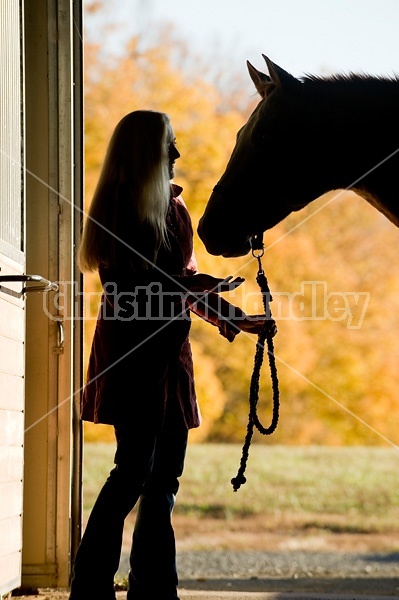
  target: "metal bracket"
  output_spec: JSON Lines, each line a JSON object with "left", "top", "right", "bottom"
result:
{"left": 53, "top": 317, "right": 65, "bottom": 354}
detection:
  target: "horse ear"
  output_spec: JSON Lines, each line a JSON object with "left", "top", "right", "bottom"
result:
{"left": 263, "top": 55, "right": 301, "bottom": 91}
{"left": 247, "top": 60, "right": 273, "bottom": 98}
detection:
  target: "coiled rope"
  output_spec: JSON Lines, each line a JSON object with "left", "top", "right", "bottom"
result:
{"left": 231, "top": 234, "right": 280, "bottom": 492}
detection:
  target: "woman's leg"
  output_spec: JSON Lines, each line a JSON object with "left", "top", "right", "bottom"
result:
{"left": 128, "top": 406, "right": 188, "bottom": 600}
{"left": 69, "top": 424, "right": 158, "bottom": 600}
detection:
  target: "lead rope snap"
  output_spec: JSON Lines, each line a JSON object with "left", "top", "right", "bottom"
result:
{"left": 231, "top": 234, "right": 280, "bottom": 492}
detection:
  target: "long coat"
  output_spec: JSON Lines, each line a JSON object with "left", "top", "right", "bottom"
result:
{"left": 80, "top": 185, "right": 243, "bottom": 429}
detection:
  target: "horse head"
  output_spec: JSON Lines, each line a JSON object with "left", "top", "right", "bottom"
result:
{"left": 198, "top": 55, "right": 326, "bottom": 257}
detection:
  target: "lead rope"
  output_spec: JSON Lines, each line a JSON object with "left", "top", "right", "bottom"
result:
{"left": 231, "top": 234, "right": 280, "bottom": 492}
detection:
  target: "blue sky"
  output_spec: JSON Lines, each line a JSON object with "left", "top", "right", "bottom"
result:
{"left": 89, "top": 0, "right": 399, "bottom": 79}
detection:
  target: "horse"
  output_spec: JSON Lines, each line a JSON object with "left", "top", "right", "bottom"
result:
{"left": 197, "top": 55, "right": 399, "bottom": 257}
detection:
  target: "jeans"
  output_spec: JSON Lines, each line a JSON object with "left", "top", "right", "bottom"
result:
{"left": 69, "top": 404, "right": 188, "bottom": 600}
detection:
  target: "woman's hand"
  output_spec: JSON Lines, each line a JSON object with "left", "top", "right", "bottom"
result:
{"left": 239, "top": 315, "right": 277, "bottom": 336}
{"left": 187, "top": 273, "right": 244, "bottom": 293}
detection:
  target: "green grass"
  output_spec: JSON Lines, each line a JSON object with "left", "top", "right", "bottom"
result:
{"left": 83, "top": 443, "right": 399, "bottom": 533}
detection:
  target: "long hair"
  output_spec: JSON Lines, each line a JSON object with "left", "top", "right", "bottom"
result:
{"left": 78, "top": 110, "right": 172, "bottom": 272}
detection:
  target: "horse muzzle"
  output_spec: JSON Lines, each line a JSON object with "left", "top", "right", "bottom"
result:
{"left": 198, "top": 187, "right": 253, "bottom": 257}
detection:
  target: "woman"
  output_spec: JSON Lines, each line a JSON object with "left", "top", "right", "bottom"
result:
{"left": 70, "top": 110, "right": 266, "bottom": 600}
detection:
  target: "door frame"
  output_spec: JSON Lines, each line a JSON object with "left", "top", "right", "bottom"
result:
{"left": 21, "top": 0, "right": 83, "bottom": 589}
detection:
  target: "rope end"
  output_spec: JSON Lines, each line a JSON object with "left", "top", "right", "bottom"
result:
{"left": 231, "top": 474, "right": 246, "bottom": 492}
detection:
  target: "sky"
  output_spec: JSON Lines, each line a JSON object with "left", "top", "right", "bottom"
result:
{"left": 89, "top": 0, "right": 399, "bottom": 81}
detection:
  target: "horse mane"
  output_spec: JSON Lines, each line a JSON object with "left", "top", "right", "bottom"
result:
{"left": 293, "top": 72, "right": 399, "bottom": 115}
{"left": 300, "top": 71, "right": 399, "bottom": 95}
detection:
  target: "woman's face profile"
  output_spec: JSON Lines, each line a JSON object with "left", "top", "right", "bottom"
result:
{"left": 167, "top": 125, "right": 180, "bottom": 179}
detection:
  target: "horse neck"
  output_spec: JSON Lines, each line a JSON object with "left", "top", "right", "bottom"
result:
{"left": 306, "top": 79, "right": 399, "bottom": 224}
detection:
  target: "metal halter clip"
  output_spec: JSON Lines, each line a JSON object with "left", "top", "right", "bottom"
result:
{"left": 250, "top": 232, "right": 264, "bottom": 255}
{"left": 250, "top": 233, "right": 264, "bottom": 273}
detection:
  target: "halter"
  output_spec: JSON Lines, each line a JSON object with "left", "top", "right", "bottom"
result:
{"left": 231, "top": 232, "right": 280, "bottom": 492}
